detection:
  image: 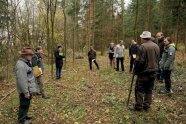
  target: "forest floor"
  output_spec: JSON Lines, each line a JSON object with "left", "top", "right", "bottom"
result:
{"left": 0, "top": 51, "right": 186, "bottom": 124}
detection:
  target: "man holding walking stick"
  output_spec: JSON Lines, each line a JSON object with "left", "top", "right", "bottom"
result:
{"left": 129, "top": 31, "right": 160, "bottom": 112}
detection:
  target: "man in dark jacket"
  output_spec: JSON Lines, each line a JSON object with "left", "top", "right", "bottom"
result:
{"left": 54, "top": 46, "right": 65, "bottom": 79}
{"left": 32, "top": 46, "right": 49, "bottom": 99}
{"left": 15, "top": 47, "right": 36, "bottom": 124}
{"left": 130, "top": 31, "right": 160, "bottom": 112}
{"left": 129, "top": 40, "right": 138, "bottom": 72}
{"left": 156, "top": 32, "right": 165, "bottom": 82}
{"left": 88, "top": 46, "right": 99, "bottom": 70}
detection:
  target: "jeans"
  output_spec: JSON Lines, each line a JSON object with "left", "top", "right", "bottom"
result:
{"left": 56, "top": 66, "right": 62, "bottom": 79}
{"left": 157, "top": 69, "right": 164, "bottom": 81}
{"left": 116, "top": 57, "right": 124, "bottom": 71}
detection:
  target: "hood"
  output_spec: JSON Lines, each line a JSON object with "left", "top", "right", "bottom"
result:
{"left": 169, "top": 43, "right": 175, "bottom": 47}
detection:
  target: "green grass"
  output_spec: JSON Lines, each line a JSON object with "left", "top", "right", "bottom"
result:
{"left": 0, "top": 50, "right": 186, "bottom": 124}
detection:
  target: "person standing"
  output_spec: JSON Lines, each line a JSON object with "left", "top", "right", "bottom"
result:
{"left": 129, "top": 40, "right": 138, "bottom": 73}
{"left": 15, "top": 47, "right": 36, "bottom": 124}
{"left": 115, "top": 40, "right": 125, "bottom": 72}
{"left": 130, "top": 31, "right": 160, "bottom": 111}
{"left": 159, "top": 37, "right": 176, "bottom": 94}
{"left": 88, "top": 46, "right": 99, "bottom": 70}
{"left": 54, "top": 46, "right": 65, "bottom": 79}
{"left": 156, "top": 32, "right": 165, "bottom": 82}
{"left": 32, "top": 46, "right": 49, "bottom": 99}
{"left": 108, "top": 42, "right": 115, "bottom": 67}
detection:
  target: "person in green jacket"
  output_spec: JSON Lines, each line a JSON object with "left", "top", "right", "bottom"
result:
{"left": 32, "top": 46, "right": 49, "bottom": 99}
{"left": 159, "top": 37, "right": 176, "bottom": 94}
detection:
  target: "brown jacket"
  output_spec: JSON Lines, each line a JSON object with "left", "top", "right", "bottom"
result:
{"left": 134, "top": 40, "right": 160, "bottom": 74}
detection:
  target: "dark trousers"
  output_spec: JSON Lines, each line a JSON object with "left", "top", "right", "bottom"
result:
{"left": 157, "top": 69, "right": 164, "bottom": 81}
{"left": 163, "top": 70, "right": 172, "bottom": 91}
{"left": 116, "top": 57, "right": 124, "bottom": 71}
{"left": 109, "top": 57, "right": 114, "bottom": 66}
{"left": 56, "top": 65, "right": 63, "bottom": 79}
{"left": 89, "top": 58, "right": 99, "bottom": 70}
{"left": 18, "top": 93, "right": 32, "bottom": 123}
{"left": 135, "top": 74, "right": 155, "bottom": 110}
{"left": 130, "top": 57, "right": 135, "bottom": 72}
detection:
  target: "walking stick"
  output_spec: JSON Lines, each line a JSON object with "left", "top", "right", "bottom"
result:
{"left": 127, "top": 74, "right": 135, "bottom": 106}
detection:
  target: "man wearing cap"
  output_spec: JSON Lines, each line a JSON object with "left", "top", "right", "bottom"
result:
{"left": 15, "top": 47, "right": 36, "bottom": 123}
{"left": 32, "top": 46, "right": 49, "bottom": 99}
{"left": 130, "top": 31, "right": 160, "bottom": 111}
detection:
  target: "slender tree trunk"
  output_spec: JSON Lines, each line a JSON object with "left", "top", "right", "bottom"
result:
{"left": 145, "top": 0, "right": 151, "bottom": 31}
{"left": 50, "top": 0, "right": 57, "bottom": 78}
{"left": 175, "top": 1, "right": 181, "bottom": 49}
{"left": 6, "top": 1, "right": 10, "bottom": 81}
{"left": 112, "top": 0, "right": 115, "bottom": 41}
{"left": 46, "top": 0, "right": 50, "bottom": 64}
{"left": 72, "top": 0, "right": 76, "bottom": 67}
{"left": 160, "top": 0, "right": 164, "bottom": 32}
{"left": 92, "top": 0, "right": 95, "bottom": 46}
{"left": 134, "top": 0, "right": 138, "bottom": 42}
{"left": 62, "top": 0, "right": 67, "bottom": 65}
{"left": 121, "top": 0, "right": 125, "bottom": 40}
{"left": 185, "top": 32, "right": 186, "bottom": 53}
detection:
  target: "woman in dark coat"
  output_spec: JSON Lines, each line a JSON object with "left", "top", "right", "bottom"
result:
{"left": 54, "top": 46, "right": 65, "bottom": 79}
{"left": 88, "top": 46, "right": 99, "bottom": 70}
{"left": 108, "top": 42, "right": 115, "bottom": 67}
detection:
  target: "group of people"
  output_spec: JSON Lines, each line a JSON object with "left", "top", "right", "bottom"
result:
{"left": 107, "top": 31, "right": 176, "bottom": 111}
{"left": 14, "top": 31, "right": 176, "bottom": 123}
{"left": 108, "top": 40, "right": 126, "bottom": 71}
{"left": 15, "top": 46, "right": 65, "bottom": 124}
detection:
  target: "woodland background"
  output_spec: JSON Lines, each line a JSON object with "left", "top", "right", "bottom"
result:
{"left": 0, "top": 0, "right": 186, "bottom": 123}
{"left": 0, "top": 0, "right": 186, "bottom": 81}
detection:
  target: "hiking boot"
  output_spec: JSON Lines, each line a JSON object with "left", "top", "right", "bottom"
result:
{"left": 128, "top": 105, "right": 143, "bottom": 112}
{"left": 143, "top": 106, "right": 151, "bottom": 112}
{"left": 42, "top": 95, "right": 50, "bottom": 99}
{"left": 157, "top": 80, "right": 164, "bottom": 83}
{"left": 25, "top": 116, "right": 32, "bottom": 120}
{"left": 36, "top": 92, "right": 42, "bottom": 96}
{"left": 159, "top": 89, "right": 173, "bottom": 94}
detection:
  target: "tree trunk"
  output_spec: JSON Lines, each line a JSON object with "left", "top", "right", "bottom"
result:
{"left": 134, "top": 0, "right": 138, "bottom": 42}
{"left": 185, "top": 32, "right": 186, "bottom": 53}
{"left": 46, "top": 0, "right": 50, "bottom": 65}
{"left": 62, "top": 0, "right": 67, "bottom": 65}
{"left": 160, "top": 0, "right": 164, "bottom": 32}
{"left": 144, "top": 0, "right": 151, "bottom": 31}
{"left": 50, "top": 0, "right": 57, "bottom": 78}
{"left": 121, "top": 0, "right": 125, "bottom": 40}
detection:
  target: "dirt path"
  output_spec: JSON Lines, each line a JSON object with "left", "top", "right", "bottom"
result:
{"left": 0, "top": 54, "right": 186, "bottom": 124}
